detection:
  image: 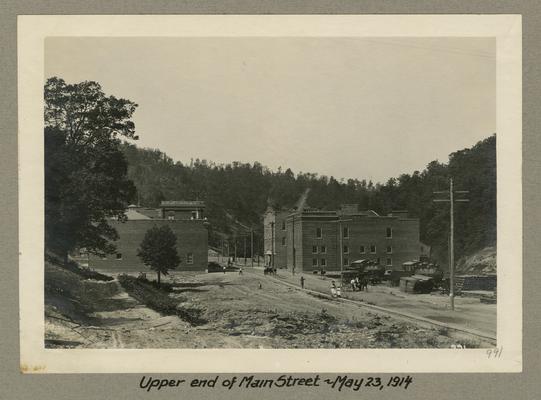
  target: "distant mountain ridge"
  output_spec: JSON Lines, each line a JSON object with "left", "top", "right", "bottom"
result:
{"left": 121, "top": 134, "right": 496, "bottom": 266}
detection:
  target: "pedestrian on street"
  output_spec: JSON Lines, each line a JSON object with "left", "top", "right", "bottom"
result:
{"left": 300, "top": 275, "right": 305, "bottom": 289}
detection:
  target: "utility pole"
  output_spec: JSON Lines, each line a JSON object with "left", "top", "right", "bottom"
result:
{"left": 234, "top": 237, "right": 237, "bottom": 263}
{"left": 433, "top": 177, "right": 469, "bottom": 311}
{"left": 244, "top": 235, "right": 247, "bottom": 266}
{"left": 250, "top": 229, "right": 254, "bottom": 268}
{"left": 234, "top": 219, "right": 254, "bottom": 267}
{"left": 220, "top": 238, "right": 224, "bottom": 264}
{"left": 331, "top": 218, "right": 352, "bottom": 286}
{"left": 271, "top": 221, "right": 275, "bottom": 269}
{"left": 339, "top": 219, "right": 343, "bottom": 286}
{"left": 257, "top": 236, "right": 260, "bottom": 266}
{"left": 292, "top": 214, "right": 296, "bottom": 276}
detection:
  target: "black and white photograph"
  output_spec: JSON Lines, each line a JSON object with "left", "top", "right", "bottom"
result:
{"left": 17, "top": 15, "right": 522, "bottom": 373}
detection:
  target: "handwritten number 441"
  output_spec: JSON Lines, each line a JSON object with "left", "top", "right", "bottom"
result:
{"left": 487, "top": 346, "right": 503, "bottom": 359}
{"left": 450, "top": 345, "right": 503, "bottom": 359}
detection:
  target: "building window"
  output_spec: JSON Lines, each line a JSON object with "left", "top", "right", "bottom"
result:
{"left": 387, "top": 246, "right": 392, "bottom": 254}
{"left": 312, "top": 245, "right": 318, "bottom": 254}
{"left": 360, "top": 245, "right": 365, "bottom": 254}
{"left": 386, "top": 258, "right": 393, "bottom": 266}
{"left": 320, "top": 258, "right": 326, "bottom": 267}
{"left": 370, "top": 245, "right": 376, "bottom": 254}
{"left": 281, "top": 237, "right": 286, "bottom": 246}
{"left": 116, "top": 253, "right": 122, "bottom": 260}
{"left": 282, "top": 220, "right": 286, "bottom": 230}
{"left": 316, "top": 227, "right": 322, "bottom": 238}
{"left": 343, "top": 245, "right": 349, "bottom": 254}
{"left": 343, "top": 226, "right": 349, "bottom": 238}
{"left": 312, "top": 258, "right": 318, "bottom": 267}
{"left": 343, "top": 257, "right": 349, "bottom": 266}
{"left": 320, "top": 245, "right": 326, "bottom": 254}
{"left": 186, "top": 253, "right": 194, "bottom": 264}
{"left": 386, "top": 227, "right": 392, "bottom": 238}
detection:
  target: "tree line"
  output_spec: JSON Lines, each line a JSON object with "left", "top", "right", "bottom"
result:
{"left": 44, "top": 76, "right": 495, "bottom": 269}
{"left": 122, "top": 135, "right": 496, "bottom": 266}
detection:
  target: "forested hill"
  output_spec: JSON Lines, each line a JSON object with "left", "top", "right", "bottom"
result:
{"left": 121, "top": 134, "right": 496, "bottom": 265}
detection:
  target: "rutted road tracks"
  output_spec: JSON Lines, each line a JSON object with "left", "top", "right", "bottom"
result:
{"left": 261, "top": 272, "right": 496, "bottom": 346}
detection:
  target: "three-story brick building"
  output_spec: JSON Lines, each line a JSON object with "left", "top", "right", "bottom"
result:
{"left": 264, "top": 204, "right": 420, "bottom": 272}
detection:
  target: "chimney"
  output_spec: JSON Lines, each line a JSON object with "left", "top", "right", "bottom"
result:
{"left": 389, "top": 210, "right": 409, "bottom": 219}
{"left": 340, "top": 204, "right": 359, "bottom": 215}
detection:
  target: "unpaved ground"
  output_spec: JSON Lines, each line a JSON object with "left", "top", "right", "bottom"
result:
{"left": 269, "top": 269, "right": 496, "bottom": 337}
{"left": 45, "top": 263, "right": 486, "bottom": 349}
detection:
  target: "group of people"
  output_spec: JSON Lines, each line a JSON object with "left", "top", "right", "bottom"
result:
{"left": 350, "top": 277, "right": 369, "bottom": 291}
{"left": 330, "top": 280, "right": 342, "bottom": 298}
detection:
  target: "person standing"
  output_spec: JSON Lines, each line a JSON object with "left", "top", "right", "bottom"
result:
{"left": 300, "top": 275, "right": 305, "bottom": 289}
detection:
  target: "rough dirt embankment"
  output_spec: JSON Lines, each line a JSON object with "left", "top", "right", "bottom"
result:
{"left": 456, "top": 246, "right": 496, "bottom": 274}
{"left": 45, "top": 262, "right": 482, "bottom": 349}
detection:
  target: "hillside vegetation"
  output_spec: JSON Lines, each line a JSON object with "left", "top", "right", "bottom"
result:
{"left": 121, "top": 134, "right": 496, "bottom": 267}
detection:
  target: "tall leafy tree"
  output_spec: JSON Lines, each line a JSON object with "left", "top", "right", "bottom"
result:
{"left": 137, "top": 225, "right": 181, "bottom": 285}
{"left": 44, "top": 77, "right": 138, "bottom": 262}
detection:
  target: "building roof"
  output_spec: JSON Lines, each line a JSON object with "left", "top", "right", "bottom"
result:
{"left": 160, "top": 200, "right": 205, "bottom": 208}
{"left": 124, "top": 208, "right": 152, "bottom": 220}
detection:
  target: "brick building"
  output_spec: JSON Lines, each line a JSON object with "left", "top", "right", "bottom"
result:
{"left": 263, "top": 204, "right": 420, "bottom": 273}
{"left": 89, "top": 202, "right": 208, "bottom": 272}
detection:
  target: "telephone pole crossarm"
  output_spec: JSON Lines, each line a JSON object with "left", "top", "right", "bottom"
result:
{"left": 432, "top": 177, "right": 469, "bottom": 312}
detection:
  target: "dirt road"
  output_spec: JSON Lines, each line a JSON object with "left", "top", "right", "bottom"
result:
{"left": 45, "top": 263, "right": 491, "bottom": 349}
{"left": 266, "top": 268, "right": 496, "bottom": 337}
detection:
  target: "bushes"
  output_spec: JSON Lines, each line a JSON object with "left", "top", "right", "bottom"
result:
{"left": 117, "top": 275, "right": 206, "bottom": 325}
{"left": 45, "top": 254, "right": 113, "bottom": 281}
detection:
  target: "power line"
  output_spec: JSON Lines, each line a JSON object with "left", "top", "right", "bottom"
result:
{"left": 433, "top": 178, "right": 469, "bottom": 311}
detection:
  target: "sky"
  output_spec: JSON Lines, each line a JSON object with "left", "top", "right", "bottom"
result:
{"left": 45, "top": 37, "right": 495, "bottom": 183}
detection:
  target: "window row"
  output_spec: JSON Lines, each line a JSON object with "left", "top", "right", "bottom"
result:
{"left": 311, "top": 257, "right": 394, "bottom": 267}
{"left": 311, "top": 258, "right": 327, "bottom": 267}
{"left": 358, "top": 245, "right": 393, "bottom": 254}
{"left": 309, "top": 245, "right": 393, "bottom": 254}
{"left": 342, "top": 257, "right": 393, "bottom": 266}
{"left": 315, "top": 227, "right": 393, "bottom": 239}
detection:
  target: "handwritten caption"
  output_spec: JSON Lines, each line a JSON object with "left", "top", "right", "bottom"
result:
{"left": 139, "top": 374, "right": 413, "bottom": 392}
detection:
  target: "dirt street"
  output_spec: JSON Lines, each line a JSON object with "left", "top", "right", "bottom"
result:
{"left": 45, "top": 263, "right": 490, "bottom": 349}
{"left": 268, "top": 268, "right": 496, "bottom": 337}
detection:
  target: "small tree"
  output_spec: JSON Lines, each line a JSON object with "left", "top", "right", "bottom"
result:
{"left": 137, "top": 225, "right": 180, "bottom": 285}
